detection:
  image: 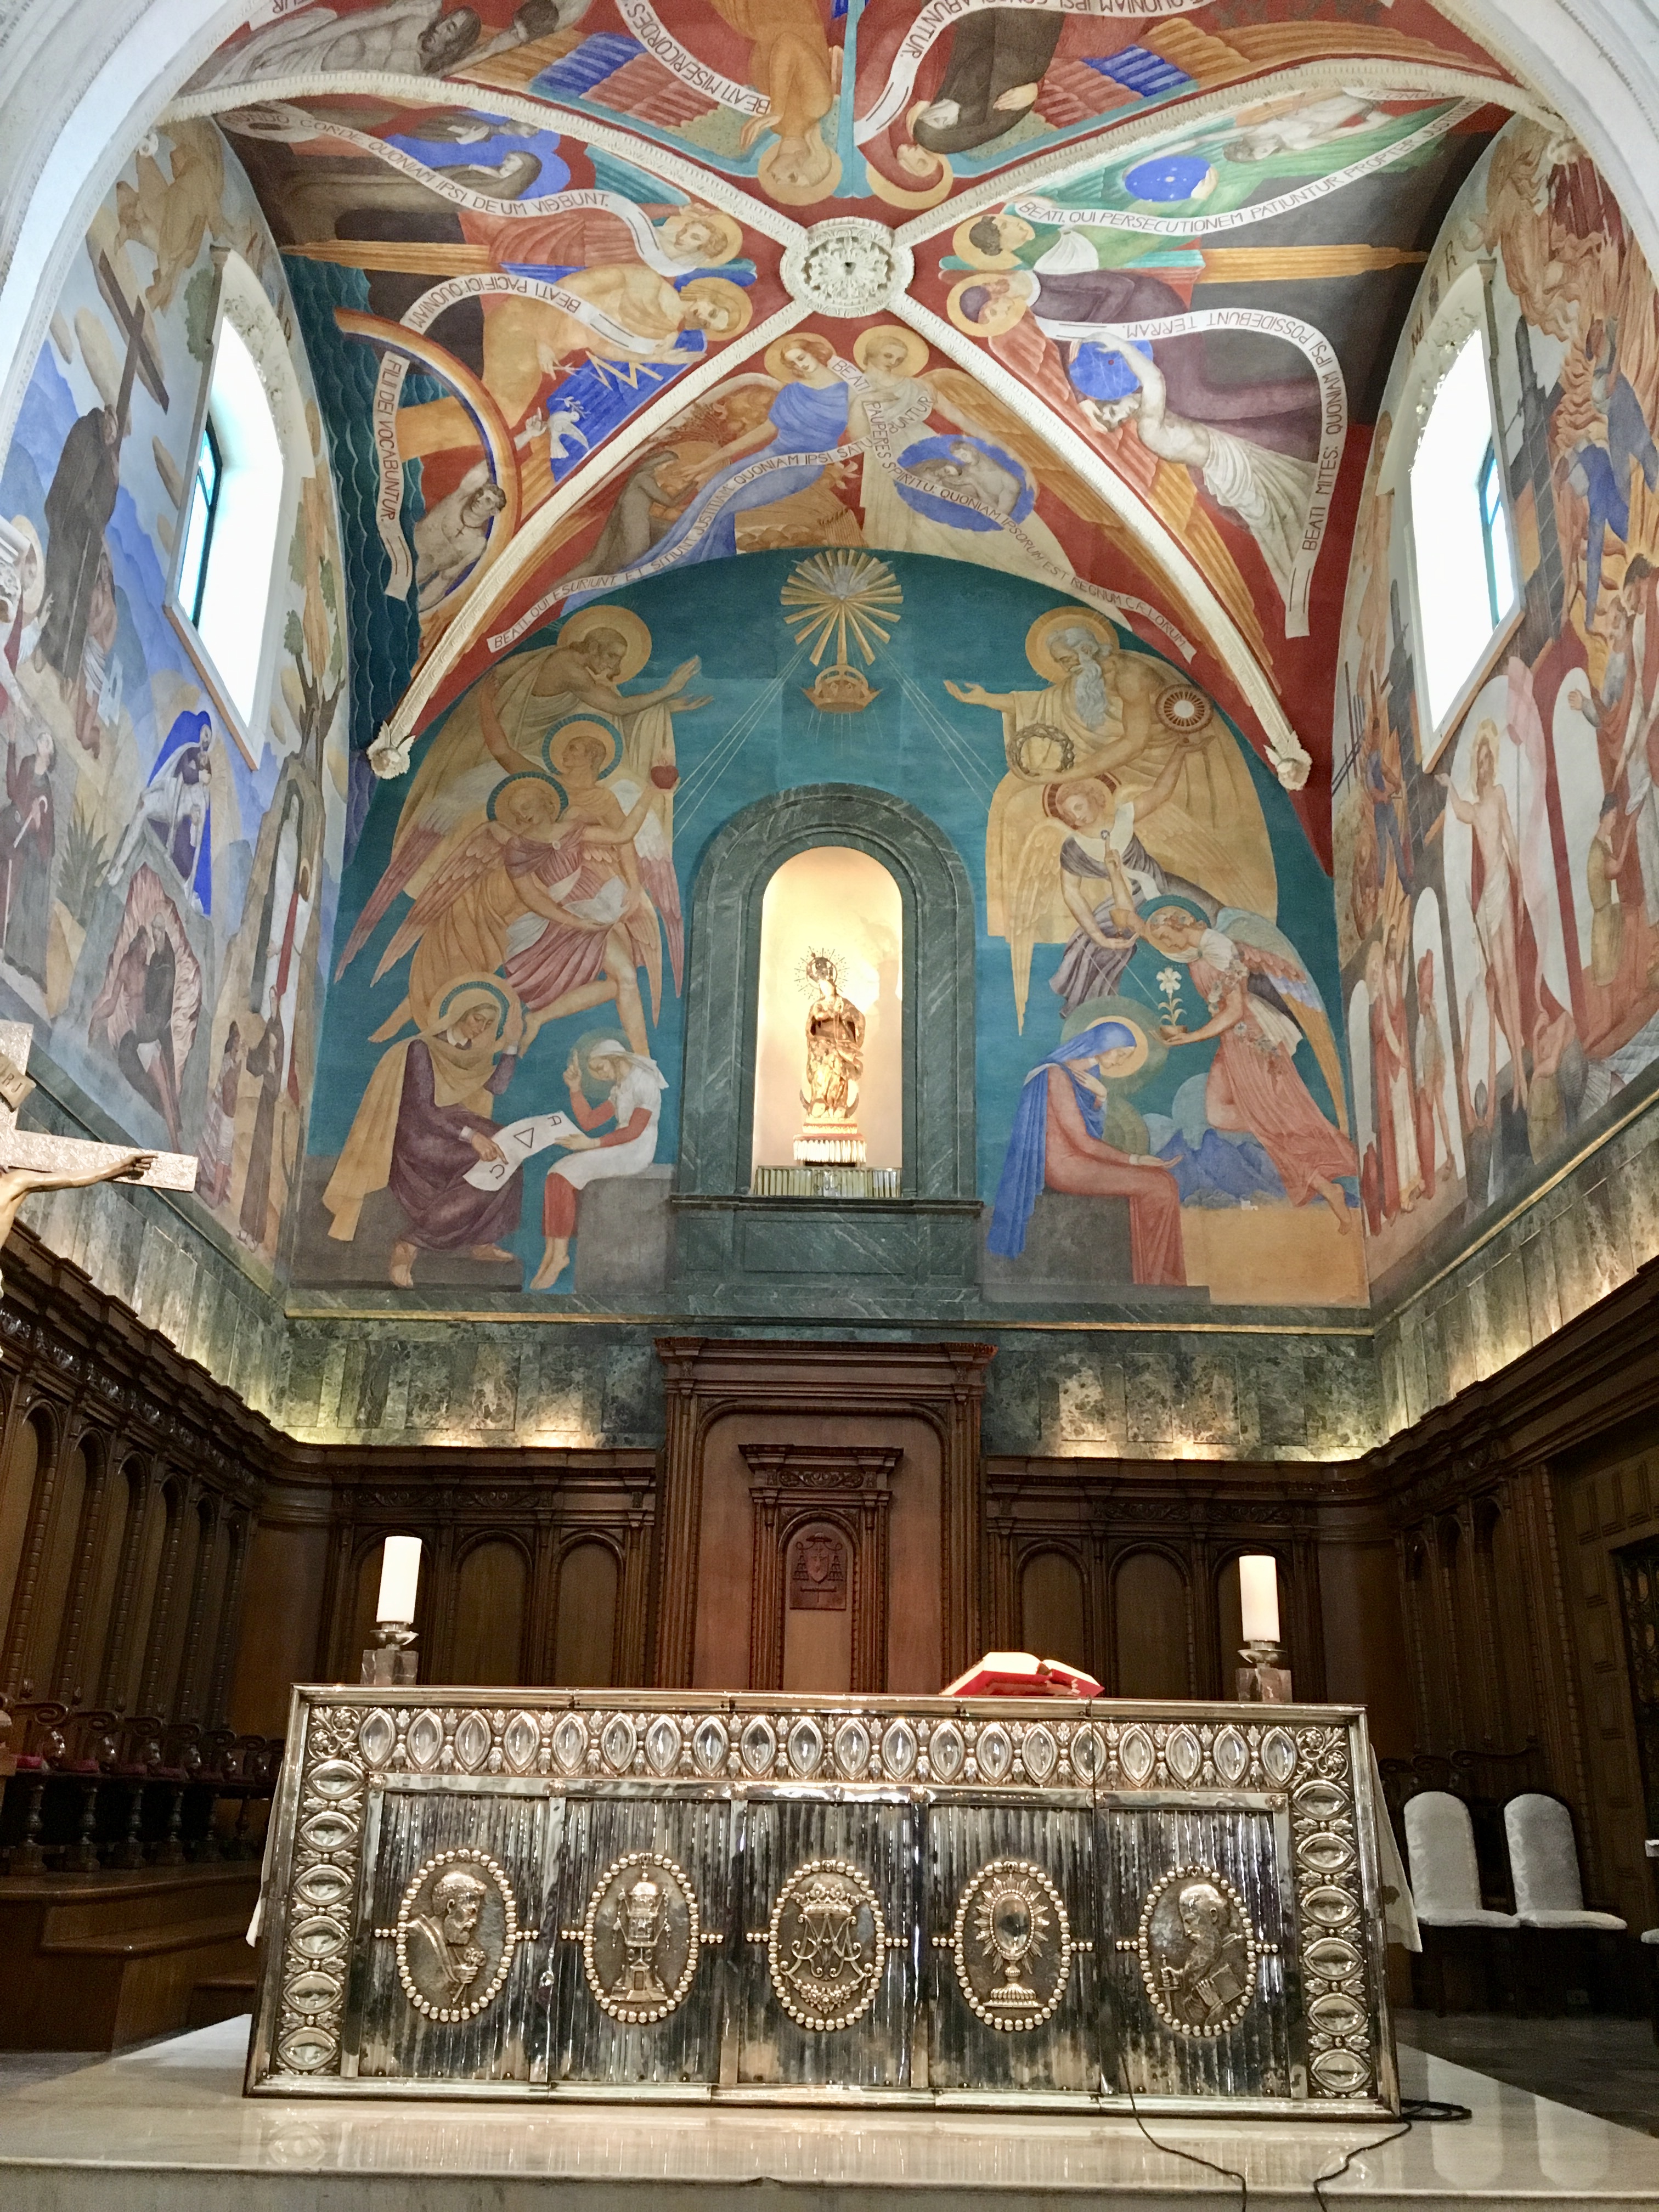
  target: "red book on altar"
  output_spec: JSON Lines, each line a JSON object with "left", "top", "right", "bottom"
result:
{"left": 941, "top": 1650, "right": 1104, "bottom": 1700}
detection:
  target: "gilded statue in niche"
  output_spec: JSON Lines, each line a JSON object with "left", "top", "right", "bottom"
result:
{"left": 800, "top": 951, "right": 865, "bottom": 1130}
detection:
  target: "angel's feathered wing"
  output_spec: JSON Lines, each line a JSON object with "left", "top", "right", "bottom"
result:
{"left": 1218, "top": 906, "right": 1348, "bottom": 1133}
{"left": 371, "top": 821, "right": 504, "bottom": 986}
{"left": 635, "top": 805, "right": 684, "bottom": 996}
{"left": 599, "top": 774, "right": 668, "bottom": 1024}
{"left": 334, "top": 654, "right": 552, "bottom": 978}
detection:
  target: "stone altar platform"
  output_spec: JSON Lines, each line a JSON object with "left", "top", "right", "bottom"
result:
{"left": 0, "top": 2019, "right": 1655, "bottom": 2210}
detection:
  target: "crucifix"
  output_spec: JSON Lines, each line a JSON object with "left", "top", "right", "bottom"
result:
{"left": 91, "top": 248, "right": 170, "bottom": 440}
{"left": 0, "top": 1023, "right": 196, "bottom": 1297}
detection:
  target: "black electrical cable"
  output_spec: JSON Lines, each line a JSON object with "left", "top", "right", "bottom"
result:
{"left": 1105, "top": 2074, "right": 1469, "bottom": 2212}
{"left": 1310, "top": 2118, "right": 1414, "bottom": 2212}
{"left": 1306, "top": 2094, "right": 1470, "bottom": 2211}
{"left": 1114, "top": 2071, "right": 1250, "bottom": 2212}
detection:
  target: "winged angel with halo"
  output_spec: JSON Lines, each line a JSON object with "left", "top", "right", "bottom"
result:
{"left": 1147, "top": 894, "right": 1354, "bottom": 1225}
{"left": 1040, "top": 832, "right": 1353, "bottom": 1225}
{"left": 949, "top": 605, "right": 1278, "bottom": 1029}
{"left": 335, "top": 607, "right": 706, "bottom": 1054}
{"left": 850, "top": 324, "right": 1155, "bottom": 591}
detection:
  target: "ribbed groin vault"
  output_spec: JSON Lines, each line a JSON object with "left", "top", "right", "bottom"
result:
{"left": 0, "top": 0, "right": 1656, "bottom": 2058}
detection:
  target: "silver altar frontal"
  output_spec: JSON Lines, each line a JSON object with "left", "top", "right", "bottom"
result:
{"left": 248, "top": 1688, "right": 1397, "bottom": 2118}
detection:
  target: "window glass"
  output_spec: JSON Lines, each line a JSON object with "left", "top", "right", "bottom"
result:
{"left": 182, "top": 318, "right": 284, "bottom": 721}
{"left": 178, "top": 417, "right": 222, "bottom": 625}
{"left": 1409, "top": 334, "right": 1517, "bottom": 731}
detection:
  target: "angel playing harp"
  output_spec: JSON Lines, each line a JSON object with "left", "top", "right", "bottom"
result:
{"left": 1142, "top": 901, "right": 1356, "bottom": 1230}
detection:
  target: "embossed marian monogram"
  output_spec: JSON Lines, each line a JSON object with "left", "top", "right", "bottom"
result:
{"left": 768, "top": 1859, "right": 887, "bottom": 2032}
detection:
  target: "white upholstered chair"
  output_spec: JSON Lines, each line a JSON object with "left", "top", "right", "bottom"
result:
{"left": 1403, "top": 1791, "right": 1518, "bottom": 1926}
{"left": 1504, "top": 1793, "right": 1626, "bottom": 1929}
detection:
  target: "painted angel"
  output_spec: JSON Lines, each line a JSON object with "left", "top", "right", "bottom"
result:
{"left": 977, "top": 301, "right": 1278, "bottom": 679}
{"left": 336, "top": 607, "right": 703, "bottom": 989}
{"left": 1036, "top": 772, "right": 1220, "bottom": 1020}
{"left": 501, "top": 718, "right": 673, "bottom": 1056}
{"left": 360, "top": 760, "right": 663, "bottom": 1053}
{"left": 1144, "top": 902, "right": 1355, "bottom": 1226}
{"left": 947, "top": 607, "right": 1275, "bottom": 1027}
{"left": 850, "top": 331, "right": 1146, "bottom": 591}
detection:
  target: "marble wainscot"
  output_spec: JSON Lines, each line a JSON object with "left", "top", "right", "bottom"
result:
{"left": 249, "top": 1686, "right": 1396, "bottom": 2117}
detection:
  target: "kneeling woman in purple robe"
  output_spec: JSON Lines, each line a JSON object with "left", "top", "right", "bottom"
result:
{"left": 323, "top": 976, "right": 525, "bottom": 1288}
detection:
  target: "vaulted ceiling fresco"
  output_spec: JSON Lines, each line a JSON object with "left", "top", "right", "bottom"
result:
{"left": 166, "top": 0, "right": 1534, "bottom": 850}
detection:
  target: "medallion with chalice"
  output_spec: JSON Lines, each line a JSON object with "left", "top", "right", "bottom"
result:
{"left": 951, "top": 1857, "right": 1074, "bottom": 2030}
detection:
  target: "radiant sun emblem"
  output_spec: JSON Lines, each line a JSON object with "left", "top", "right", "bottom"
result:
{"left": 782, "top": 552, "right": 903, "bottom": 713}
{"left": 951, "top": 1858, "right": 1073, "bottom": 2032}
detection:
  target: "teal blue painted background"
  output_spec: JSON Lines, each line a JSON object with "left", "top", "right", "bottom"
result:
{"left": 306, "top": 552, "right": 1344, "bottom": 1288}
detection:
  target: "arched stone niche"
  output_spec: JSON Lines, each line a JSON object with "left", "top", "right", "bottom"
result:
{"left": 673, "top": 785, "right": 978, "bottom": 1310}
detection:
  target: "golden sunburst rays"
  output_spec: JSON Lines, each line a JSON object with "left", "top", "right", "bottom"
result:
{"left": 781, "top": 552, "right": 904, "bottom": 716}
{"left": 782, "top": 551, "right": 903, "bottom": 668}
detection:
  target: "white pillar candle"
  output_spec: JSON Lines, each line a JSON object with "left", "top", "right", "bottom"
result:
{"left": 376, "top": 1535, "right": 422, "bottom": 1624}
{"left": 1238, "top": 1555, "right": 1280, "bottom": 1645}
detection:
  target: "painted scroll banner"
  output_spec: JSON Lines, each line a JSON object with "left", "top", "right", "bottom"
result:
{"left": 357, "top": 264, "right": 693, "bottom": 598}
{"left": 614, "top": 0, "right": 768, "bottom": 115}
{"left": 1007, "top": 101, "right": 1481, "bottom": 237}
{"left": 464, "top": 1111, "right": 585, "bottom": 1190}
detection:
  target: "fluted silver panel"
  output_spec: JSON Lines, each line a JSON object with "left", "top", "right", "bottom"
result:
{"left": 249, "top": 1690, "right": 1396, "bottom": 2118}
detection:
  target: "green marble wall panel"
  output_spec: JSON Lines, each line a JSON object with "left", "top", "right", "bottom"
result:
{"left": 14, "top": 1086, "right": 290, "bottom": 1422}
{"left": 270, "top": 1316, "right": 1378, "bottom": 1462}
{"left": 1373, "top": 1081, "right": 1659, "bottom": 1436}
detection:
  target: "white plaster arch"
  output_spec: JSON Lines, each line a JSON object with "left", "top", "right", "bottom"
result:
{"left": 1434, "top": 0, "right": 1659, "bottom": 282}
{"left": 0, "top": 0, "right": 255, "bottom": 465}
